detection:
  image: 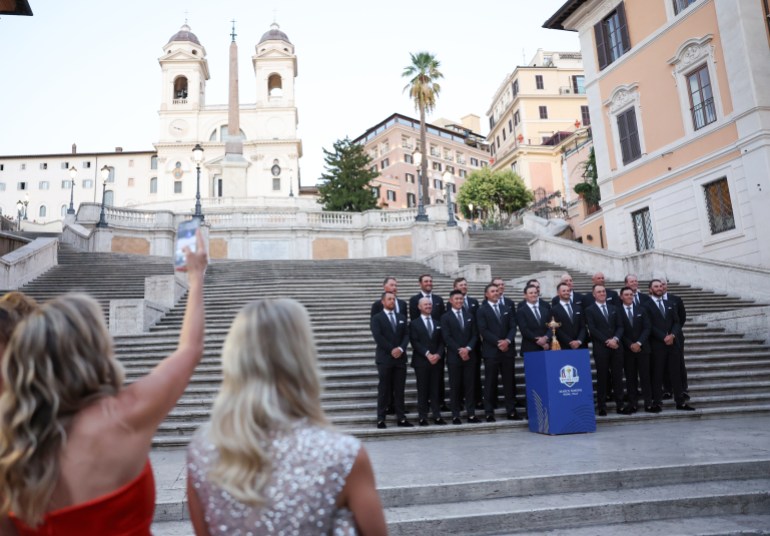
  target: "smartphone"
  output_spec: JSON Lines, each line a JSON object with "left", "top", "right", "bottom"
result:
{"left": 174, "top": 219, "right": 200, "bottom": 270}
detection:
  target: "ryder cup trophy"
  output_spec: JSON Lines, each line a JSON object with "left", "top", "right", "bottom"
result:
{"left": 547, "top": 316, "right": 562, "bottom": 350}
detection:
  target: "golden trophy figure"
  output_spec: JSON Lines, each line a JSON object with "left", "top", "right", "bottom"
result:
{"left": 547, "top": 316, "right": 562, "bottom": 351}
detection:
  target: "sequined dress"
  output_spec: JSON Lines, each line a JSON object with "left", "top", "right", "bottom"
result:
{"left": 187, "top": 421, "right": 361, "bottom": 535}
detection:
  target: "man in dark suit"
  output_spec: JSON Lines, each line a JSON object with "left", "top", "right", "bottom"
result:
{"left": 454, "top": 277, "right": 482, "bottom": 407}
{"left": 516, "top": 284, "right": 552, "bottom": 355}
{"left": 624, "top": 274, "right": 652, "bottom": 307}
{"left": 551, "top": 272, "right": 584, "bottom": 308}
{"left": 440, "top": 290, "right": 481, "bottom": 425}
{"left": 492, "top": 277, "right": 513, "bottom": 309}
{"left": 583, "top": 272, "right": 621, "bottom": 310}
{"left": 585, "top": 284, "right": 625, "bottom": 416}
{"left": 661, "top": 278, "right": 689, "bottom": 399}
{"left": 409, "top": 297, "right": 447, "bottom": 426}
{"left": 519, "top": 279, "right": 550, "bottom": 310}
{"left": 371, "top": 276, "right": 407, "bottom": 317}
{"left": 645, "top": 279, "right": 694, "bottom": 412}
{"left": 409, "top": 274, "right": 446, "bottom": 322}
{"left": 370, "top": 291, "right": 413, "bottom": 429}
{"left": 618, "top": 286, "right": 653, "bottom": 413}
{"left": 551, "top": 282, "right": 587, "bottom": 350}
{"left": 477, "top": 283, "right": 520, "bottom": 421}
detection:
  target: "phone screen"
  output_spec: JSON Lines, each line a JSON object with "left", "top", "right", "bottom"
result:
{"left": 174, "top": 220, "right": 199, "bottom": 269}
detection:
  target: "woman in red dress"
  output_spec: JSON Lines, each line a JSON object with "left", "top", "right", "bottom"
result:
{"left": 0, "top": 231, "right": 207, "bottom": 535}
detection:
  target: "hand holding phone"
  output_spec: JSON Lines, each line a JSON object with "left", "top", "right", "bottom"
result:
{"left": 174, "top": 219, "right": 201, "bottom": 270}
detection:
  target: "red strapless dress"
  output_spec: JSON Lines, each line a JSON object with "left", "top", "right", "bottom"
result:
{"left": 10, "top": 460, "right": 155, "bottom": 536}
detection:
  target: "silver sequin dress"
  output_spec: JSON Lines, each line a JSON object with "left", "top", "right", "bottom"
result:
{"left": 187, "top": 421, "right": 361, "bottom": 536}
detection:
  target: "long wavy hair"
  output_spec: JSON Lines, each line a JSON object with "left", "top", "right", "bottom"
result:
{"left": 0, "top": 294, "right": 124, "bottom": 526}
{"left": 208, "top": 298, "right": 328, "bottom": 505}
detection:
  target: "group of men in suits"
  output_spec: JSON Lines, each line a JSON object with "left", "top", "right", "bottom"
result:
{"left": 369, "top": 271, "right": 694, "bottom": 429}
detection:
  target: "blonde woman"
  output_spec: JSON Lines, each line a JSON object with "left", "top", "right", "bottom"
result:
{"left": 0, "top": 231, "right": 207, "bottom": 535}
{"left": 187, "top": 299, "right": 387, "bottom": 536}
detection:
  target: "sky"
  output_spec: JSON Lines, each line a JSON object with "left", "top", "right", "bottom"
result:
{"left": 0, "top": 0, "right": 579, "bottom": 185}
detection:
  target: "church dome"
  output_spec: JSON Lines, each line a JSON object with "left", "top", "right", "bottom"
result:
{"left": 258, "top": 22, "right": 291, "bottom": 44}
{"left": 167, "top": 24, "right": 201, "bottom": 46}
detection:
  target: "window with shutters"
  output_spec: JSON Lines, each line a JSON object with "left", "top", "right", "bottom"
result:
{"left": 581, "top": 105, "right": 591, "bottom": 126}
{"left": 595, "top": 3, "right": 631, "bottom": 71}
{"left": 539, "top": 106, "right": 548, "bottom": 119}
{"left": 673, "top": 0, "right": 699, "bottom": 15}
{"left": 686, "top": 65, "right": 716, "bottom": 130}
{"left": 703, "top": 178, "right": 735, "bottom": 234}
{"left": 617, "top": 108, "right": 642, "bottom": 164}
{"left": 535, "top": 75, "right": 544, "bottom": 90}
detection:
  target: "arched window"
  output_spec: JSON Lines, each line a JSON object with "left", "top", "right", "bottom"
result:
{"left": 150, "top": 177, "right": 158, "bottom": 193}
{"left": 150, "top": 155, "right": 158, "bottom": 170}
{"left": 60, "top": 205, "right": 67, "bottom": 217}
{"left": 268, "top": 73, "right": 283, "bottom": 97}
{"left": 209, "top": 125, "right": 246, "bottom": 141}
{"left": 173, "top": 76, "right": 188, "bottom": 100}
{"left": 39, "top": 205, "right": 47, "bottom": 218}
{"left": 104, "top": 190, "right": 114, "bottom": 207}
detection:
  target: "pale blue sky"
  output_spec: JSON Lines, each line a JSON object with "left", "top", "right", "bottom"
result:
{"left": 0, "top": 0, "right": 579, "bottom": 184}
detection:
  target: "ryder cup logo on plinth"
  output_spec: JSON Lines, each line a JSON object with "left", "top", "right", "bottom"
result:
{"left": 559, "top": 365, "right": 579, "bottom": 388}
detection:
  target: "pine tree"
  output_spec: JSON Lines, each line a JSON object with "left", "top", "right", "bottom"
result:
{"left": 317, "top": 137, "right": 379, "bottom": 212}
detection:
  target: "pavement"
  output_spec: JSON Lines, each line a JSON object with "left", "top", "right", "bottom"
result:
{"left": 151, "top": 414, "right": 770, "bottom": 534}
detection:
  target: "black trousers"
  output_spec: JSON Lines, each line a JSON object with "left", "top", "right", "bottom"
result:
{"left": 448, "top": 358, "right": 476, "bottom": 418}
{"left": 664, "top": 335, "right": 689, "bottom": 393}
{"left": 623, "top": 351, "right": 651, "bottom": 409}
{"left": 414, "top": 361, "right": 443, "bottom": 419}
{"left": 377, "top": 363, "right": 406, "bottom": 421}
{"left": 484, "top": 357, "right": 517, "bottom": 415}
{"left": 651, "top": 342, "right": 685, "bottom": 405}
{"left": 593, "top": 346, "right": 624, "bottom": 410}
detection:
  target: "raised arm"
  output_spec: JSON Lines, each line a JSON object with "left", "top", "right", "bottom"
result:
{"left": 118, "top": 229, "right": 208, "bottom": 434}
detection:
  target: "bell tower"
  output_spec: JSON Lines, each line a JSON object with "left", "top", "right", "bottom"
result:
{"left": 159, "top": 24, "right": 210, "bottom": 114}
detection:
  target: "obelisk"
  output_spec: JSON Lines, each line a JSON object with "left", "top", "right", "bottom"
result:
{"left": 221, "top": 20, "right": 249, "bottom": 197}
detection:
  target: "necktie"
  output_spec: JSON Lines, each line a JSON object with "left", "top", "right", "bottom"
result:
{"left": 493, "top": 303, "right": 501, "bottom": 320}
{"left": 426, "top": 317, "right": 433, "bottom": 336}
{"left": 601, "top": 304, "right": 608, "bottom": 320}
{"left": 388, "top": 312, "right": 396, "bottom": 330}
{"left": 464, "top": 297, "right": 469, "bottom": 309}
{"left": 626, "top": 307, "right": 633, "bottom": 325}
{"left": 565, "top": 302, "right": 573, "bottom": 320}
{"left": 634, "top": 293, "right": 640, "bottom": 306}
{"left": 456, "top": 310, "right": 464, "bottom": 329}
{"left": 532, "top": 305, "right": 541, "bottom": 322}
{"left": 658, "top": 299, "right": 666, "bottom": 316}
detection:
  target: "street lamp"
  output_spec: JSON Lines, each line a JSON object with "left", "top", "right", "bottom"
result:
{"left": 192, "top": 143, "right": 204, "bottom": 221}
{"left": 96, "top": 165, "right": 110, "bottom": 228}
{"left": 413, "top": 150, "right": 428, "bottom": 222}
{"left": 67, "top": 166, "right": 77, "bottom": 215}
{"left": 443, "top": 170, "right": 457, "bottom": 227}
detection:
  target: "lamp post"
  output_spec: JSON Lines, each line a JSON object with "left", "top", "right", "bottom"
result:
{"left": 413, "top": 150, "right": 428, "bottom": 222}
{"left": 67, "top": 166, "right": 78, "bottom": 215}
{"left": 192, "top": 143, "right": 204, "bottom": 221}
{"left": 443, "top": 171, "right": 457, "bottom": 227}
{"left": 96, "top": 165, "right": 110, "bottom": 228}
{"left": 289, "top": 175, "right": 294, "bottom": 197}
{"left": 16, "top": 200, "right": 23, "bottom": 231}
{"left": 23, "top": 194, "right": 29, "bottom": 220}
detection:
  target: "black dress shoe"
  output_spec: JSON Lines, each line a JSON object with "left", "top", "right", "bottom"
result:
{"left": 376, "top": 421, "right": 386, "bottom": 429}
{"left": 418, "top": 418, "right": 429, "bottom": 426}
{"left": 507, "top": 412, "right": 522, "bottom": 421}
{"left": 385, "top": 407, "right": 395, "bottom": 415}
{"left": 397, "top": 419, "right": 414, "bottom": 427}
{"left": 598, "top": 409, "right": 607, "bottom": 417}
{"left": 452, "top": 417, "right": 462, "bottom": 425}
{"left": 651, "top": 405, "right": 662, "bottom": 413}
{"left": 682, "top": 392, "right": 691, "bottom": 401}
{"left": 485, "top": 415, "right": 496, "bottom": 423}
{"left": 475, "top": 402, "right": 485, "bottom": 409}
{"left": 440, "top": 404, "right": 451, "bottom": 412}
{"left": 676, "top": 403, "right": 695, "bottom": 411}
{"left": 467, "top": 415, "right": 481, "bottom": 424}
{"left": 618, "top": 406, "right": 633, "bottom": 415}
{"left": 644, "top": 406, "right": 655, "bottom": 413}
{"left": 662, "top": 392, "right": 673, "bottom": 400}
{"left": 433, "top": 417, "right": 447, "bottom": 425}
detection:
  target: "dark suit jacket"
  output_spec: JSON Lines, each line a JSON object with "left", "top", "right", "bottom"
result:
{"left": 551, "top": 301, "right": 587, "bottom": 348}
{"left": 643, "top": 298, "right": 681, "bottom": 344}
{"left": 583, "top": 289, "right": 621, "bottom": 311}
{"left": 585, "top": 302, "right": 624, "bottom": 345}
{"left": 370, "top": 310, "right": 409, "bottom": 366}
{"left": 634, "top": 292, "right": 653, "bottom": 307}
{"left": 516, "top": 301, "right": 552, "bottom": 354}
{"left": 409, "top": 316, "right": 444, "bottom": 368}
{"left": 476, "top": 301, "right": 517, "bottom": 360}
{"left": 462, "top": 295, "right": 480, "bottom": 319}
{"left": 498, "top": 295, "right": 515, "bottom": 310}
{"left": 371, "top": 298, "right": 408, "bottom": 318}
{"left": 619, "top": 303, "right": 651, "bottom": 354}
{"left": 409, "top": 293, "right": 446, "bottom": 322}
{"left": 440, "top": 308, "right": 477, "bottom": 365}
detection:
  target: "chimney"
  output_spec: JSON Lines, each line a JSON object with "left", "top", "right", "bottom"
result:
{"left": 71, "top": 143, "right": 77, "bottom": 154}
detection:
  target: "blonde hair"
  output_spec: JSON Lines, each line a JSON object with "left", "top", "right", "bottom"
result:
{"left": 208, "top": 298, "right": 328, "bottom": 505}
{"left": 0, "top": 291, "right": 39, "bottom": 318}
{"left": 0, "top": 294, "right": 124, "bottom": 526}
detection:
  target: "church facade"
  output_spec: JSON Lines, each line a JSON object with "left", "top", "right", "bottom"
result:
{"left": 0, "top": 22, "right": 305, "bottom": 222}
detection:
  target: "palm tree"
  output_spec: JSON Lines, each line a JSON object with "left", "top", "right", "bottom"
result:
{"left": 403, "top": 52, "right": 443, "bottom": 207}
